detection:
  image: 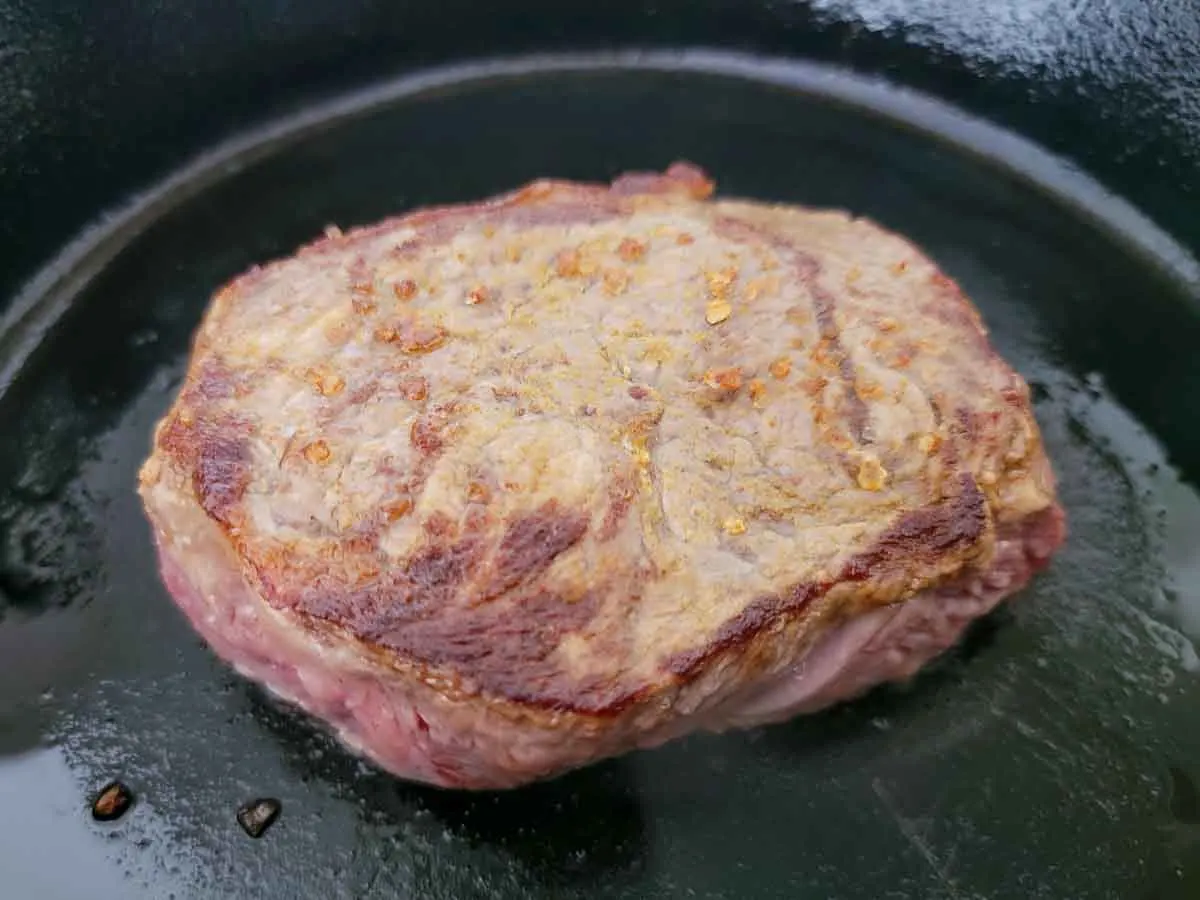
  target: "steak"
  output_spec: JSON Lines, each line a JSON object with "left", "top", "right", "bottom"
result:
{"left": 138, "top": 163, "right": 1066, "bottom": 789}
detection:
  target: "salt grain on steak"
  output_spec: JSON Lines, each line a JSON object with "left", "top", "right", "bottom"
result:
{"left": 137, "top": 163, "right": 1066, "bottom": 789}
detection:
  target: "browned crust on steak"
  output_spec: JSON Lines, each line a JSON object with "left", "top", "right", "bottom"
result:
{"left": 138, "top": 162, "right": 1059, "bottom": 725}
{"left": 666, "top": 473, "right": 990, "bottom": 679}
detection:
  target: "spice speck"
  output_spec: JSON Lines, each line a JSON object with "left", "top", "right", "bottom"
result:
{"left": 91, "top": 781, "right": 134, "bottom": 822}
{"left": 705, "top": 299, "right": 732, "bottom": 325}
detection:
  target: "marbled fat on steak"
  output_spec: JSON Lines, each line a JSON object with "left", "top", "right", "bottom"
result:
{"left": 138, "top": 163, "right": 1066, "bottom": 788}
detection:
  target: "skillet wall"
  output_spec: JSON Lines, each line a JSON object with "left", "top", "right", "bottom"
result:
{"left": 1, "top": 0, "right": 1198, "bottom": 312}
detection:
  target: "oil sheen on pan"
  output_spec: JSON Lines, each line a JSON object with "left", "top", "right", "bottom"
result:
{"left": 137, "top": 161, "right": 1065, "bottom": 790}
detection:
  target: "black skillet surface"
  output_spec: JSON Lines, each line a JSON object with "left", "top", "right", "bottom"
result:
{"left": 2, "top": 6, "right": 1200, "bottom": 900}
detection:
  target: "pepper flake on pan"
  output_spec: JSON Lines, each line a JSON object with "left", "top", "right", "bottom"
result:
{"left": 91, "top": 780, "right": 135, "bottom": 822}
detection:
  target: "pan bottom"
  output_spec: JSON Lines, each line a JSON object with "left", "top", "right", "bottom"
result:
{"left": 1, "top": 53, "right": 1199, "bottom": 899}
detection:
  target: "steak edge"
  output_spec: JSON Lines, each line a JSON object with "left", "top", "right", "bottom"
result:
{"left": 138, "top": 163, "right": 1066, "bottom": 788}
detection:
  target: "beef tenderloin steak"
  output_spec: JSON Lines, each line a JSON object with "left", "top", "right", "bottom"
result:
{"left": 138, "top": 163, "right": 1066, "bottom": 789}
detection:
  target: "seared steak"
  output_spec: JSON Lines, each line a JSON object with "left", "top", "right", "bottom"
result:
{"left": 138, "top": 163, "right": 1066, "bottom": 789}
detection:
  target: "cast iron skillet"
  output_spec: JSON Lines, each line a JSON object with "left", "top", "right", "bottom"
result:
{"left": 2, "top": 4, "right": 1200, "bottom": 899}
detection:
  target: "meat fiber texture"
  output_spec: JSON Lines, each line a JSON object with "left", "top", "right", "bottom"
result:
{"left": 138, "top": 163, "right": 1066, "bottom": 789}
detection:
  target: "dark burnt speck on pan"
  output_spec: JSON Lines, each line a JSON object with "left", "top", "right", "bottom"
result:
{"left": 237, "top": 798, "right": 282, "bottom": 839}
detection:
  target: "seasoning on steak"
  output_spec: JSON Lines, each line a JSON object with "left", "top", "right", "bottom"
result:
{"left": 137, "top": 162, "right": 1066, "bottom": 789}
